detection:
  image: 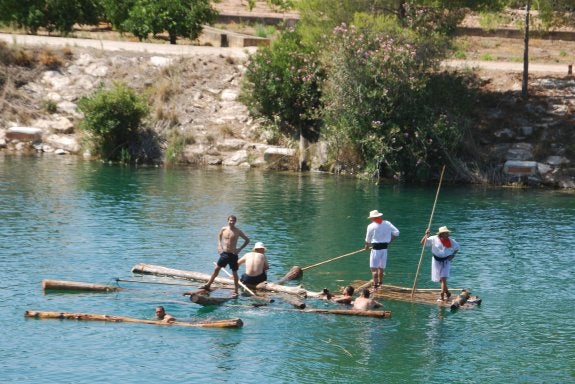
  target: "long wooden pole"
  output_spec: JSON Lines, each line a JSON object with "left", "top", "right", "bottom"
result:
{"left": 302, "top": 248, "right": 365, "bottom": 271}
{"left": 216, "top": 262, "right": 256, "bottom": 296}
{"left": 277, "top": 248, "right": 365, "bottom": 283}
{"left": 24, "top": 310, "right": 243, "bottom": 328}
{"left": 411, "top": 165, "right": 446, "bottom": 298}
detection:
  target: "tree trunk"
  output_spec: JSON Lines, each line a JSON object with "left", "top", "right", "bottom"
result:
{"left": 522, "top": 0, "right": 531, "bottom": 99}
{"left": 299, "top": 131, "right": 310, "bottom": 171}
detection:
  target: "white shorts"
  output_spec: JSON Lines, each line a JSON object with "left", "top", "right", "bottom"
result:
{"left": 431, "top": 259, "right": 451, "bottom": 282}
{"left": 370, "top": 249, "right": 388, "bottom": 269}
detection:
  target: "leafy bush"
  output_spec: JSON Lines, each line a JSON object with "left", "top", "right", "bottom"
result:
{"left": 322, "top": 22, "right": 477, "bottom": 181}
{"left": 78, "top": 82, "right": 149, "bottom": 163}
{"left": 241, "top": 29, "right": 324, "bottom": 143}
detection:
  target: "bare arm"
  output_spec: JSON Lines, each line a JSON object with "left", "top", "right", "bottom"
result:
{"left": 236, "top": 230, "right": 250, "bottom": 253}
{"left": 420, "top": 228, "right": 430, "bottom": 246}
{"left": 217, "top": 227, "right": 225, "bottom": 253}
{"left": 237, "top": 255, "right": 246, "bottom": 266}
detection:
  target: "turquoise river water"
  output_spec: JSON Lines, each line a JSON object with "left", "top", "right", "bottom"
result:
{"left": 1, "top": 154, "right": 574, "bottom": 383}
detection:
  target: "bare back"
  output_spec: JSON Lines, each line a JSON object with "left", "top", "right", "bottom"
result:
{"left": 239, "top": 252, "right": 268, "bottom": 276}
{"left": 353, "top": 297, "right": 381, "bottom": 311}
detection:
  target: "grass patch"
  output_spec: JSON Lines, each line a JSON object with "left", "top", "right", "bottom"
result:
{"left": 165, "top": 128, "right": 196, "bottom": 164}
{"left": 480, "top": 53, "right": 494, "bottom": 61}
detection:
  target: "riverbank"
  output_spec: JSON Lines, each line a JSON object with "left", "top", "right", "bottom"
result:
{"left": 1, "top": 21, "right": 574, "bottom": 187}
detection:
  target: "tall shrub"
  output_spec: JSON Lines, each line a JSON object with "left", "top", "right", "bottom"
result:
{"left": 78, "top": 82, "right": 149, "bottom": 163}
{"left": 240, "top": 29, "right": 324, "bottom": 169}
{"left": 322, "top": 21, "right": 474, "bottom": 181}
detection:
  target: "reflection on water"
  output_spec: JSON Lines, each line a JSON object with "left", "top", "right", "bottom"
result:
{"left": 1, "top": 154, "right": 574, "bottom": 383}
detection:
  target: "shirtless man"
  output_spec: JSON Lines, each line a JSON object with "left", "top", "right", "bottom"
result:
{"left": 332, "top": 286, "right": 355, "bottom": 305}
{"left": 155, "top": 306, "right": 176, "bottom": 323}
{"left": 320, "top": 286, "right": 355, "bottom": 305}
{"left": 238, "top": 242, "right": 269, "bottom": 286}
{"left": 201, "top": 215, "right": 250, "bottom": 296}
{"left": 352, "top": 289, "right": 383, "bottom": 311}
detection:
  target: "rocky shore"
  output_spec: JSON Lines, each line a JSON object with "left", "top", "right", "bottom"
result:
{"left": 0, "top": 32, "right": 574, "bottom": 188}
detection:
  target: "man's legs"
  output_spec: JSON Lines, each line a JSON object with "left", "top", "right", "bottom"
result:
{"left": 202, "top": 265, "right": 222, "bottom": 290}
{"left": 371, "top": 267, "right": 379, "bottom": 287}
{"left": 232, "top": 270, "right": 239, "bottom": 296}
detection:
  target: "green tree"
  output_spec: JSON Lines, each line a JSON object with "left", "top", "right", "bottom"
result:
{"left": 296, "top": 0, "right": 506, "bottom": 46}
{"left": 241, "top": 29, "right": 324, "bottom": 170}
{"left": 78, "top": 82, "right": 149, "bottom": 162}
{"left": 122, "top": 0, "right": 216, "bottom": 44}
{"left": 99, "top": 0, "right": 136, "bottom": 31}
{"left": 0, "top": 0, "right": 101, "bottom": 35}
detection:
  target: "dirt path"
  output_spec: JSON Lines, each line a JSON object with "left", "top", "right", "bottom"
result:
{"left": 444, "top": 59, "right": 570, "bottom": 74}
{"left": 3, "top": 32, "right": 571, "bottom": 76}
{"left": 0, "top": 33, "right": 256, "bottom": 59}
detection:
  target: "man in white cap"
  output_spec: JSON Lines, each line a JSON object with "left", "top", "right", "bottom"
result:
{"left": 364, "top": 209, "right": 400, "bottom": 289}
{"left": 238, "top": 242, "right": 269, "bottom": 286}
{"left": 420, "top": 226, "right": 460, "bottom": 301}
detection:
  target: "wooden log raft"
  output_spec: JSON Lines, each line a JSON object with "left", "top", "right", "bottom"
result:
{"left": 24, "top": 310, "right": 243, "bottom": 328}
{"left": 131, "top": 263, "right": 309, "bottom": 296}
{"left": 352, "top": 280, "right": 478, "bottom": 308}
{"left": 42, "top": 279, "right": 122, "bottom": 292}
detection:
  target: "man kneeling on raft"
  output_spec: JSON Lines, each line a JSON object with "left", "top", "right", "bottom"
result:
{"left": 238, "top": 242, "right": 269, "bottom": 286}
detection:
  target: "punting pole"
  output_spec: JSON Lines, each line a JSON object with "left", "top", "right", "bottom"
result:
{"left": 411, "top": 165, "right": 446, "bottom": 298}
{"left": 277, "top": 248, "right": 365, "bottom": 284}
{"left": 215, "top": 262, "right": 256, "bottom": 296}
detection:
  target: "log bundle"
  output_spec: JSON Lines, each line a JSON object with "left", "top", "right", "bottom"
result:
{"left": 24, "top": 310, "right": 243, "bottom": 328}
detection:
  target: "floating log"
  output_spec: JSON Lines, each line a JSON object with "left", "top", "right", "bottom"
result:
{"left": 255, "top": 281, "right": 308, "bottom": 296}
{"left": 42, "top": 279, "right": 122, "bottom": 292}
{"left": 227, "top": 305, "right": 390, "bottom": 318}
{"left": 305, "top": 308, "right": 390, "bottom": 318}
{"left": 188, "top": 293, "right": 234, "bottom": 306}
{"left": 131, "top": 263, "right": 310, "bottom": 296}
{"left": 24, "top": 310, "right": 243, "bottom": 328}
{"left": 275, "top": 265, "right": 303, "bottom": 284}
{"left": 275, "top": 293, "right": 306, "bottom": 309}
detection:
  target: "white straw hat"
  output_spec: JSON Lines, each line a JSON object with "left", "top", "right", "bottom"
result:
{"left": 253, "top": 242, "right": 266, "bottom": 250}
{"left": 368, "top": 210, "right": 383, "bottom": 219}
{"left": 437, "top": 226, "right": 451, "bottom": 235}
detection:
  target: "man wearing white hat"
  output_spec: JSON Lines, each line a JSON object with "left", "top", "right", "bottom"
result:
{"left": 238, "top": 242, "right": 269, "bottom": 286}
{"left": 364, "top": 209, "right": 400, "bottom": 289}
{"left": 420, "top": 226, "right": 460, "bottom": 301}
